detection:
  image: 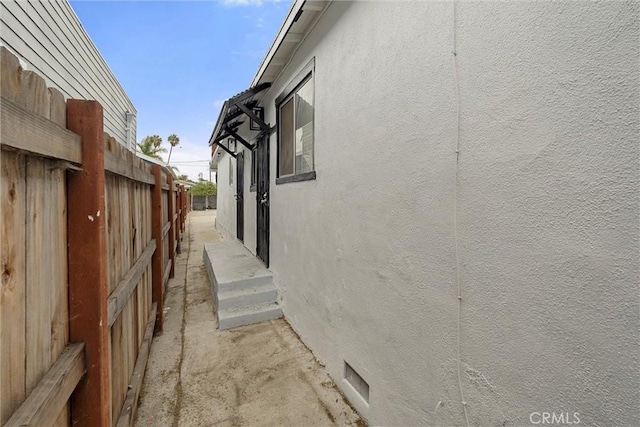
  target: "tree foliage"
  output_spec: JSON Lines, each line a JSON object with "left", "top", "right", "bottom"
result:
{"left": 137, "top": 135, "right": 167, "bottom": 160}
{"left": 190, "top": 181, "right": 217, "bottom": 197}
{"left": 167, "top": 134, "right": 180, "bottom": 164}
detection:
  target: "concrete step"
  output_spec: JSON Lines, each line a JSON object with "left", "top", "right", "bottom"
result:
{"left": 204, "top": 240, "right": 284, "bottom": 331}
{"left": 216, "top": 274, "right": 273, "bottom": 293}
{"left": 218, "top": 302, "right": 283, "bottom": 330}
{"left": 217, "top": 283, "right": 278, "bottom": 310}
{"left": 203, "top": 241, "right": 272, "bottom": 294}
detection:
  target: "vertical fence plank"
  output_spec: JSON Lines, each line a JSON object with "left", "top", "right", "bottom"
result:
{"left": 22, "top": 71, "right": 49, "bottom": 119}
{"left": 0, "top": 152, "right": 27, "bottom": 425}
{"left": 48, "top": 87, "right": 66, "bottom": 128}
{"left": 49, "top": 164, "right": 69, "bottom": 363}
{"left": 110, "top": 314, "right": 124, "bottom": 425}
{"left": 167, "top": 173, "right": 176, "bottom": 278}
{"left": 151, "top": 165, "right": 164, "bottom": 333}
{"left": 25, "top": 158, "right": 51, "bottom": 394}
{"left": 0, "top": 46, "right": 24, "bottom": 106}
{"left": 50, "top": 164, "right": 70, "bottom": 427}
{"left": 66, "top": 99, "right": 111, "bottom": 427}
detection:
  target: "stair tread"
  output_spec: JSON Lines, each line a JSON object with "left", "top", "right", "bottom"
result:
{"left": 218, "top": 302, "right": 281, "bottom": 319}
{"left": 218, "top": 282, "right": 277, "bottom": 300}
{"left": 204, "top": 241, "right": 271, "bottom": 285}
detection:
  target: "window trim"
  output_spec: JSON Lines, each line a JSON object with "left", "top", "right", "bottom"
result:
{"left": 276, "top": 171, "right": 316, "bottom": 185}
{"left": 276, "top": 58, "right": 315, "bottom": 182}
{"left": 250, "top": 146, "right": 257, "bottom": 192}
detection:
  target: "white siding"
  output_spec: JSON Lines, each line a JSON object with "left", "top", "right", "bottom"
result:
{"left": 0, "top": 0, "right": 136, "bottom": 148}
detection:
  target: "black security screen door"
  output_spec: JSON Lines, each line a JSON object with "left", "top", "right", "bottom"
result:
{"left": 236, "top": 152, "right": 244, "bottom": 242}
{"left": 256, "top": 134, "right": 269, "bottom": 266}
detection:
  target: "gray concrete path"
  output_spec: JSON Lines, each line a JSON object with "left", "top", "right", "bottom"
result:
{"left": 135, "top": 210, "right": 363, "bottom": 427}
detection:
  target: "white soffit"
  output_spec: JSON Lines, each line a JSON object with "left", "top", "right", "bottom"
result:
{"left": 251, "top": 0, "right": 330, "bottom": 87}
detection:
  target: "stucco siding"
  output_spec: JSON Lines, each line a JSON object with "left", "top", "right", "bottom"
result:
{"left": 273, "top": 1, "right": 638, "bottom": 425}
{"left": 215, "top": 148, "right": 259, "bottom": 253}
{"left": 215, "top": 1, "right": 639, "bottom": 425}
{"left": 215, "top": 153, "right": 237, "bottom": 242}
{"left": 0, "top": 0, "right": 136, "bottom": 148}
{"left": 244, "top": 159, "right": 258, "bottom": 255}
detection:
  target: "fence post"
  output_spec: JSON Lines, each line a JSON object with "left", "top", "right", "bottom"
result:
{"left": 182, "top": 185, "right": 187, "bottom": 229}
{"left": 167, "top": 173, "right": 176, "bottom": 279}
{"left": 178, "top": 186, "right": 184, "bottom": 235}
{"left": 66, "top": 100, "right": 111, "bottom": 427}
{"left": 151, "top": 165, "right": 164, "bottom": 334}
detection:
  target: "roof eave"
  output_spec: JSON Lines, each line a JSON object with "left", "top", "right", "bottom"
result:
{"left": 250, "top": 0, "right": 305, "bottom": 87}
{"left": 208, "top": 100, "right": 230, "bottom": 146}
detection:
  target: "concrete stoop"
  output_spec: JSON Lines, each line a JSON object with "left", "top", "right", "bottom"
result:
{"left": 203, "top": 240, "right": 282, "bottom": 330}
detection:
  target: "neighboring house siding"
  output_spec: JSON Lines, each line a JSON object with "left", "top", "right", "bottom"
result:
{"left": 219, "top": 2, "right": 639, "bottom": 426}
{"left": 0, "top": 0, "right": 136, "bottom": 148}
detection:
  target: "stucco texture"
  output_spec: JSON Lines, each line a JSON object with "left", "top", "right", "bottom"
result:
{"left": 215, "top": 1, "right": 639, "bottom": 425}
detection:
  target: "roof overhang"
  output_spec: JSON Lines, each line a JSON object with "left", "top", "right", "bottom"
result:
{"left": 208, "top": 1, "right": 331, "bottom": 156}
{"left": 208, "top": 82, "right": 272, "bottom": 155}
{"left": 251, "top": 0, "right": 330, "bottom": 87}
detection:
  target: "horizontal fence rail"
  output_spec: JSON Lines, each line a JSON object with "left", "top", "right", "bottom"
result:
{"left": 4, "top": 344, "right": 86, "bottom": 427}
{"left": 1, "top": 96, "right": 82, "bottom": 165}
{"left": 107, "top": 240, "right": 157, "bottom": 328}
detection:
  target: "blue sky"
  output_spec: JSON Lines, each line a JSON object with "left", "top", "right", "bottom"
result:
{"left": 70, "top": 0, "right": 290, "bottom": 180}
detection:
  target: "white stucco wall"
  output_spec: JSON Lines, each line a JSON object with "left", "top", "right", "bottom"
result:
{"left": 214, "top": 144, "right": 260, "bottom": 253}
{"left": 217, "top": 2, "right": 639, "bottom": 425}
{"left": 215, "top": 153, "right": 237, "bottom": 241}
{"left": 244, "top": 173, "right": 258, "bottom": 255}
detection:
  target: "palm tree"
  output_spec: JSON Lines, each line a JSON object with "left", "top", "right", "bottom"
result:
{"left": 137, "top": 135, "right": 167, "bottom": 160}
{"left": 166, "top": 134, "right": 180, "bottom": 165}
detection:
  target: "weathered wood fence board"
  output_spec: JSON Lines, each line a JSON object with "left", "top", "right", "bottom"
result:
{"left": 4, "top": 343, "right": 86, "bottom": 427}
{"left": 1, "top": 47, "right": 188, "bottom": 427}
{"left": 0, "top": 151, "right": 27, "bottom": 423}
{"left": 115, "top": 303, "right": 157, "bottom": 427}
{"left": 1, "top": 47, "right": 74, "bottom": 427}
{"left": 107, "top": 240, "right": 157, "bottom": 327}
{"left": 0, "top": 97, "right": 82, "bottom": 165}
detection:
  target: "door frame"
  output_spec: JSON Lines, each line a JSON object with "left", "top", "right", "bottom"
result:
{"left": 256, "top": 134, "right": 270, "bottom": 266}
{"left": 236, "top": 151, "right": 244, "bottom": 242}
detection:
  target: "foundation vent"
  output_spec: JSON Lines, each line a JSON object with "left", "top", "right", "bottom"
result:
{"left": 344, "top": 362, "right": 369, "bottom": 403}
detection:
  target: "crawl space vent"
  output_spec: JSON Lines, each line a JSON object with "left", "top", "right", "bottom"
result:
{"left": 344, "top": 361, "right": 369, "bottom": 403}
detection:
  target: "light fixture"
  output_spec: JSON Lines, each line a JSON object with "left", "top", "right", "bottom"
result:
{"left": 228, "top": 138, "right": 236, "bottom": 153}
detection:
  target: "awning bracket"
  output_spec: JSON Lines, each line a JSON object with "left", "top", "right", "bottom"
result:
{"left": 224, "top": 126, "right": 254, "bottom": 150}
{"left": 234, "top": 102, "right": 270, "bottom": 134}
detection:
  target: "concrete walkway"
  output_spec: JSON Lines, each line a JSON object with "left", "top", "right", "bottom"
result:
{"left": 135, "top": 210, "right": 363, "bottom": 427}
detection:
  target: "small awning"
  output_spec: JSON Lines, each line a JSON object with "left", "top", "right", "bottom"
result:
{"left": 208, "top": 82, "right": 272, "bottom": 157}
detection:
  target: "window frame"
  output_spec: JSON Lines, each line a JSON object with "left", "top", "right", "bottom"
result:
{"left": 275, "top": 58, "right": 316, "bottom": 185}
{"left": 250, "top": 146, "right": 257, "bottom": 192}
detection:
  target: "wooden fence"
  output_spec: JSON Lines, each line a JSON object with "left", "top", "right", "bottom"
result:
{"left": 0, "top": 47, "right": 190, "bottom": 427}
